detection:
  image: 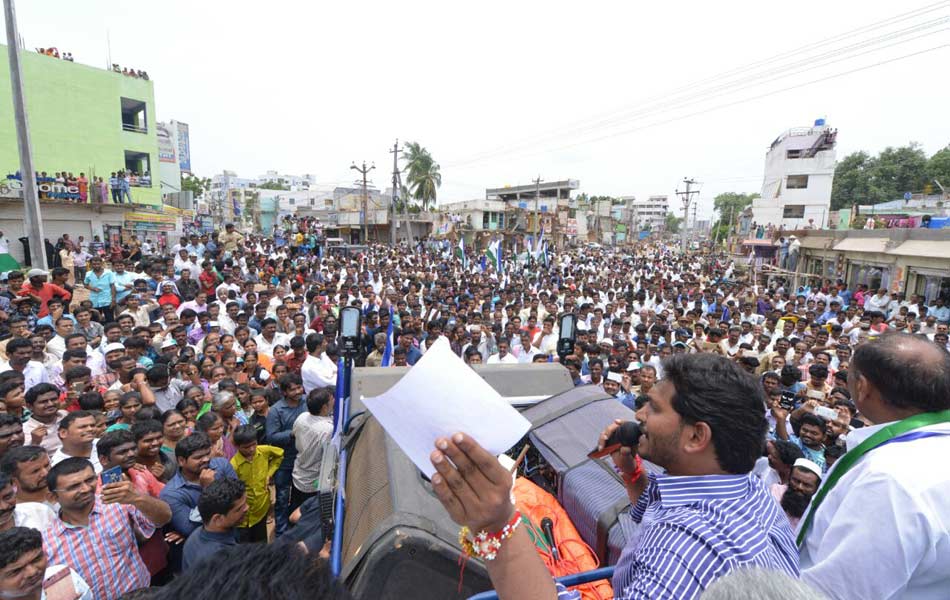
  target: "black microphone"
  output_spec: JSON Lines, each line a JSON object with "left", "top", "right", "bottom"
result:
{"left": 541, "top": 517, "right": 560, "bottom": 562}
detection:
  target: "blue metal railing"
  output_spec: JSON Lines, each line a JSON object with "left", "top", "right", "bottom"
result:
{"left": 467, "top": 566, "right": 615, "bottom": 600}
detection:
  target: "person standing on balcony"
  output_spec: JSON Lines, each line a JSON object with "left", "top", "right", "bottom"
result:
{"left": 77, "top": 173, "right": 88, "bottom": 203}
{"left": 119, "top": 171, "right": 132, "bottom": 204}
{"left": 109, "top": 172, "right": 120, "bottom": 203}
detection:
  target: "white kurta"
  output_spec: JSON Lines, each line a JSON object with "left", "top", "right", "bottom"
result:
{"left": 800, "top": 420, "right": 950, "bottom": 600}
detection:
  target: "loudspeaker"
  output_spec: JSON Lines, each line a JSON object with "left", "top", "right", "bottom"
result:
{"left": 341, "top": 415, "right": 491, "bottom": 599}
{"left": 341, "top": 364, "right": 574, "bottom": 599}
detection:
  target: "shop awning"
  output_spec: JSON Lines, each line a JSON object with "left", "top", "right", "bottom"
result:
{"left": 886, "top": 239, "right": 950, "bottom": 260}
{"left": 832, "top": 237, "right": 889, "bottom": 253}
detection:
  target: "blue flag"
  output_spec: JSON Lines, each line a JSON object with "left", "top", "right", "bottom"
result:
{"left": 381, "top": 306, "right": 395, "bottom": 367}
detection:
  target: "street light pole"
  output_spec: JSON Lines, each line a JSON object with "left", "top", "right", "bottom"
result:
{"left": 4, "top": 0, "right": 47, "bottom": 269}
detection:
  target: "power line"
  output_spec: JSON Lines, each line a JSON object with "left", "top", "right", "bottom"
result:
{"left": 449, "top": 42, "right": 950, "bottom": 168}
{"left": 445, "top": 4, "right": 950, "bottom": 167}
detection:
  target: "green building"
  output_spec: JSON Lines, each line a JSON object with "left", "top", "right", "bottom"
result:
{"left": 0, "top": 46, "right": 161, "bottom": 206}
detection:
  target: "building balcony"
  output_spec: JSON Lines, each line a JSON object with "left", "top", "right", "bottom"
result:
{"left": 122, "top": 123, "right": 147, "bottom": 134}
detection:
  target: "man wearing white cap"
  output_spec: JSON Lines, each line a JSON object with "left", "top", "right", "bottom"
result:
{"left": 769, "top": 458, "right": 821, "bottom": 529}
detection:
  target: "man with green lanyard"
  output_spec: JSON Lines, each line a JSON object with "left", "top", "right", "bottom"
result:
{"left": 798, "top": 333, "right": 950, "bottom": 599}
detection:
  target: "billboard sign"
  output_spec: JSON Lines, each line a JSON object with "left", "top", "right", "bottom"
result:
{"left": 156, "top": 123, "right": 177, "bottom": 164}
{"left": 176, "top": 122, "right": 192, "bottom": 173}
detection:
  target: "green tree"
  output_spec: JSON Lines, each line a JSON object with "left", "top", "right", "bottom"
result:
{"left": 180, "top": 173, "right": 211, "bottom": 198}
{"left": 832, "top": 143, "right": 930, "bottom": 209}
{"left": 665, "top": 213, "right": 684, "bottom": 234}
{"left": 402, "top": 142, "right": 442, "bottom": 211}
{"left": 831, "top": 151, "right": 874, "bottom": 210}
{"left": 926, "top": 145, "right": 950, "bottom": 190}
{"left": 710, "top": 192, "right": 758, "bottom": 240}
{"left": 869, "top": 143, "right": 928, "bottom": 201}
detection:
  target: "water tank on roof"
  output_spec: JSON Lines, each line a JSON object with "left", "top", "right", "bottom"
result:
{"left": 814, "top": 118, "right": 826, "bottom": 126}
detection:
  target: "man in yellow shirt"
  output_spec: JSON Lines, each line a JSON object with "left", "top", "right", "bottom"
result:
{"left": 230, "top": 425, "right": 283, "bottom": 543}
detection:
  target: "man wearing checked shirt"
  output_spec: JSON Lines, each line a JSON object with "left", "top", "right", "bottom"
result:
{"left": 41, "top": 457, "right": 171, "bottom": 600}
{"left": 427, "top": 352, "right": 800, "bottom": 600}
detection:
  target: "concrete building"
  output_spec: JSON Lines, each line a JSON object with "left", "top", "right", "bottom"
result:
{"left": 621, "top": 195, "right": 669, "bottom": 232}
{"left": 791, "top": 229, "right": 950, "bottom": 303}
{"left": 0, "top": 46, "right": 163, "bottom": 206}
{"left": 751, "top": 120, "right": 837, "bottom": 230}
{"left": 256, "top": 171, "right": 317, "bottom": 191}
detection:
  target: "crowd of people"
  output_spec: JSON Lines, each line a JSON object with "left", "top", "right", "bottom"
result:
{"left": 4, "top": 170, "right": 150, "bottom": 203}
{"left": 0, "top": 218, "right": 946, "bottom": 599}
{"left": 111, "top": 64, "right": 150, "bottom": 80}
{"left": 35, "top": 48, "right": 74, "bottom": 61}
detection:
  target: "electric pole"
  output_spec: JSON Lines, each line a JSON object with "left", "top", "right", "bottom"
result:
{"left": 533, "top": 176, "right": 543, "bottom": 236}
{"left": 4, "top": 0, "right": 47, "bottom": 269}
{"left": 351, "top": 161, "right": 375, "bottom": 243}
{"left": 389, "top": 140, "right": 402, "bottom": 246}
{"left": 675, "top": 177, "right": 699, "bottom": 254}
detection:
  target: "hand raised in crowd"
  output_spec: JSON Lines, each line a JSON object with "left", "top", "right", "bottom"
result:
{"left": 30, "top": 425, "right": 47, "bottom": 445}
{"left": 198, "top": 467, "right": 216, "bottom": 488}
{"left": 429, "top": 432, "right": 515, "bottom": 533}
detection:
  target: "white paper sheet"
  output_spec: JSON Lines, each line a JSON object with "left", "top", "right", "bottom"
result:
{"left": 362, "top": 337, "right": 532, "bottom": 477}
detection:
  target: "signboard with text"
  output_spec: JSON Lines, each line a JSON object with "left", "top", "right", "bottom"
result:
{"left": 157, "top": 123, "right": 177, "bottom": 164}
{"left": 176, "top": 122, "right": 192, "bottom": 173}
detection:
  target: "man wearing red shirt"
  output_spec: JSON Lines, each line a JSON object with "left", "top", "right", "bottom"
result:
{"left": 17, "top": 269, "right": 71, "bottom": 318}
{"left": 199, "top": 262, "right": 220, "bottom": 297}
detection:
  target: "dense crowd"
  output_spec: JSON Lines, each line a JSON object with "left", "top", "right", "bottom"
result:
{"left": 0, "top": 217, "right": 947, "bottom": 600}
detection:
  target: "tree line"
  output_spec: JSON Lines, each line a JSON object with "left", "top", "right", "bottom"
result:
{"left": 831, "top": 143, "right": 950, "bottom": 210}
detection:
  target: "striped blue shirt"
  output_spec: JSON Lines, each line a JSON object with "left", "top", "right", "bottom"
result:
{"left": 558, "top": 473, "right": 799, "bottom": 600}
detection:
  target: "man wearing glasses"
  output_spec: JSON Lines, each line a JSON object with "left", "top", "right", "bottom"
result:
{"left": 41, "top": 457, "right": 171, "bottom": 600}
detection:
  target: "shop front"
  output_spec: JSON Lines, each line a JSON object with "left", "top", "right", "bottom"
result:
{"left": 907, "top": 267, "right": 950, "bottom": 303}
{"left": 124, "top": 210, "right": 179, "bottom": 254}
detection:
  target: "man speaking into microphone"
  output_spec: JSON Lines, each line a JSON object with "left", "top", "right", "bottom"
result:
{"left": 427, "top": 352, "right": 800, "bottom": 600}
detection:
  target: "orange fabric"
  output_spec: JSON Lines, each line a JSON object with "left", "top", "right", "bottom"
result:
{"left": 513, "top": 478, "right": 613, "bottom": 600}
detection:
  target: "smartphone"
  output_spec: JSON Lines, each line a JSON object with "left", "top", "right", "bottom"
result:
{"left": 779, "top": 391, "right": 797, "bottom": 411}
{"left": 100, "top": 466, "right": 123, "bottom": 485}
{"left": 815, "top": 406, "right": 838, "bottom": 421}
{"left": 807, "top": 389, "right": 826, "bottom": 401}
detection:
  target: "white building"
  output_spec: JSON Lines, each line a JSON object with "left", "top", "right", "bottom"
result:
{"left": 256, "top": 171, "right": 317, "bottom": 191}
{"left": 751, "top": 120, "right": 837, "bottom": 229}
{"left": 621, "top": 195, "right": 668, "bottom": 231}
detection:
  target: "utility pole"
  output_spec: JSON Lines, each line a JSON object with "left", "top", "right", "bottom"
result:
{"left": 675, "top": 177, "right": 699, "bottom": 254}
{"left": 4, "top": 0, "right": 47, "bottom": 269}
{"left": 389, "top": 140, "right": 402, "bottom": 246}
{"left": 691, "top": 201, "right": 698, "bottom": 245}
{"left": 532, "top": 176, "right": 543, "bottom": 236}
{"left": 350, "top": 161, "right": 375, "bottom": 243}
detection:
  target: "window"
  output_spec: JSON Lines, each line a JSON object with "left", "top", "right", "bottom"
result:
{"left": 783, "top": 205, "right": 805, "bottom": 218}
{"left": 482, "top": 212, "right": 490, "bottom": 229}
{"left": 786, "top": 175, "right": 809, "bottom": 189}
{"left": 120, "top": 98, "right": 147, "bottom": 133}
{"left": 123, "top": 151, "right": 151, "bottom": 186}
{"left": 786, "top": 149, "right": 803, "bottom": 159}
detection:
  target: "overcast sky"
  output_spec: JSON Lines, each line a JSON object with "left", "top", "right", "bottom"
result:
{"left": 8, "top": 0, "right": 950, "bottom": 218}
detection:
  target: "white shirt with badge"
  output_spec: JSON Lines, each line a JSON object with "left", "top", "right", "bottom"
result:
{"left": 800, "top": 421, "right": 950, "bottom": 600}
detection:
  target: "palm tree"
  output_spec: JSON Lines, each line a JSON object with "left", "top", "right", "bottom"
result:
{"left": 402, "top": 142, "right": 442, "bottom": 211}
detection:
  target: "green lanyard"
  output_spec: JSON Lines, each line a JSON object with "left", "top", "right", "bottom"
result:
{"left": 797, "top": 409, "right": 950, "bottom": 547}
